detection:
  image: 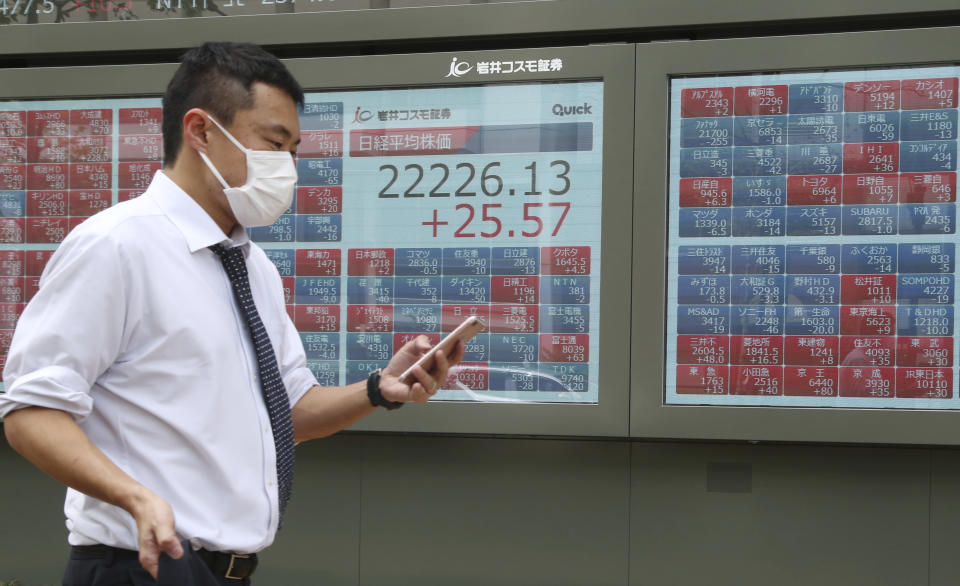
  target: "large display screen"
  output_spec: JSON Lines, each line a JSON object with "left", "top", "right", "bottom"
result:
{"left": 667, "top": 65, "right": 958, "bottom": 409}
{"left": 0, "top": 80, "right": 603, "bottom": 403}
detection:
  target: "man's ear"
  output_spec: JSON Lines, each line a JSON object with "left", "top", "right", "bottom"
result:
{"left": 182, "top": 109, "right": 211, "bottom": 154}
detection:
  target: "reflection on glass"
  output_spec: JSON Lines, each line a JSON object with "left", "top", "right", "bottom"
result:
{"left": 0, "top": 0, "right": 548, "bottom": 25}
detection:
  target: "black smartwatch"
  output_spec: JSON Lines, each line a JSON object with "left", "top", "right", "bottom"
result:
{"left": 366, "top": 369, "right": 403, "bottom": 410}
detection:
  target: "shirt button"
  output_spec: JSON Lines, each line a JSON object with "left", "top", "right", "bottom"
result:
{"left": 264, "top": 425, "right": 270, "bottom": 433}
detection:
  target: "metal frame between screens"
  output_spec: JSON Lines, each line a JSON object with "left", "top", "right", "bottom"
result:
{"left": 632, "top": 26, "right": 960, "bottom": 444}
{"left": 0, "top": 44, "right": 636, "bottom": 437}
{"left": 0, "top": 0, "right": 958, "bottom": 58}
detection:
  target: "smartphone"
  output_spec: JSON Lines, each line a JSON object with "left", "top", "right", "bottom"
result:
{"left": 398, "top": 316, "right": 485, "bottom": 384}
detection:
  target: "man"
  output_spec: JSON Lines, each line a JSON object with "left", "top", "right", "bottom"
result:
{"left": 1, "top": 42, "right": 464, "bottom": 585}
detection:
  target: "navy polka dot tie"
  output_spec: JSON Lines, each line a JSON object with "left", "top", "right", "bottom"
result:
{"left": 210, "top": 244, "right": 294, "bottom": 520}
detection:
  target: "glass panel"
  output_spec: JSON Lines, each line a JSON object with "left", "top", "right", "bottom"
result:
{"left": 0, "top": 79, "right": 603, "bottom": 403}
{"left": 666, "top": 65, "right": 959, "bottom": 409}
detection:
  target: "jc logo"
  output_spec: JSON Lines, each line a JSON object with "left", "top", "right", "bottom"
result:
{"left": 445, "top": 57, "right": 473, "bottom": 78}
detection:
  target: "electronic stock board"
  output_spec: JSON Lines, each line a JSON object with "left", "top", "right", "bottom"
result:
{"left": 669, "top": 66, "right": 958, "bottom": 409}
{"left": 0, "top": 46, "right": 634, "bottom": 436}
{"left": 635, "top": 27, "right": 960, "bottom": 444}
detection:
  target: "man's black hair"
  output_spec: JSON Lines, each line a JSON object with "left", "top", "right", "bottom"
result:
{"left": 162, "top": 42, "right": 304, "bottom": 166}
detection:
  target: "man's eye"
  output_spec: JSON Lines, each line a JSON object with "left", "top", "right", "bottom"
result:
{"left": 272, "top": 141, "right": 283, "bottom": 149}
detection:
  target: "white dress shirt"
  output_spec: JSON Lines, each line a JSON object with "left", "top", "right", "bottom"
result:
{"left": 0, "top": 171, "right": 318, "bottom": 553}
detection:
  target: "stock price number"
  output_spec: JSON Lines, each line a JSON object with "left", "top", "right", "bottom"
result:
{"left": 378, "top": 159, "right": 571, "bottom": 199}
{"left": 377, "top": 160, "right": 575, "bottom": 239}
{"left": 422, "top": 201, "right": 572, "bottom": 238}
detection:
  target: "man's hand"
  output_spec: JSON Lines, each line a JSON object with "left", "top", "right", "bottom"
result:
{"left": 128, "top": 487, "right": 183, "bottom": 579}
{"left": 291, "top": 334, "right": 467, "bottom": 440}
{"left": 3, "top": 407, "right": 182, "bottom": 577}
{"left": 380, "top": 335, "right": 466, "bottom": 404}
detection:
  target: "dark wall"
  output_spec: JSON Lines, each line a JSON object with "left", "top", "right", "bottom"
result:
{"left": 4, "top": 428, "right": 960, "bottom": 585}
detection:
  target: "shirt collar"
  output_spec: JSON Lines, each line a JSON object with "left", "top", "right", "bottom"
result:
{"left": 149, "top": 170, "right": 251, "bottom": 255}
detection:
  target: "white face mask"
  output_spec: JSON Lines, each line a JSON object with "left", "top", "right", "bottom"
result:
{"left": 197, "top": 115, "right": 298, "bottom": 228}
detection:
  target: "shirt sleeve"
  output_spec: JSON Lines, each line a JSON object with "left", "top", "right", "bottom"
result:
{"left": 276, "top": 311, "right": 320, "bottom": 408}
{"left": 0, "top": 226, "right": 127, "bottom": 421}
{"left": 254, "top": 252, "right": 318, "bottom": 408}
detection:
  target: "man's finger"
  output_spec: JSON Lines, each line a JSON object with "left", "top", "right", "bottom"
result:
{"left": 426, "top": 348, "right": 453, "bottom": 391}
{"left": 433, "top": 348, "right": 450, "bottom": 376}
{"left": 413, "top": 384, "right": 432, "bottom": 402}
{"left": 416, "top": 334, "right": 433, "bottom": 354}
{"left": 409, "top": 366, "right": 436, "bottom": 402}
{"left": 158, "top": 532, "right": 184, "bottom": 559}
{"left": 410, "top": 366, "right": 434, "bottom": 403}
{"left": 398, "top": 334, "right": 431, "bottom": 359}
{"left": 140, "top": 539, "right": 160, "bottom": 580}
{"left": 450, "top": 339, "right": 467, "bottom": 364}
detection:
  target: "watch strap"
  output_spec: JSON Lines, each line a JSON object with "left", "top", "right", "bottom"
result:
{"left": 366, "top": 369, "right": 404, "bottom": 410}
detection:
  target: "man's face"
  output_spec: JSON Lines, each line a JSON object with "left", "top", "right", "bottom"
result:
{"left": 205, "top": 81, "right": 301, "bottom": 190}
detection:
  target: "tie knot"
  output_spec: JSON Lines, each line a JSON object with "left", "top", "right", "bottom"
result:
{"left": 209, "top": 243, "right": 243, "bottom": 261}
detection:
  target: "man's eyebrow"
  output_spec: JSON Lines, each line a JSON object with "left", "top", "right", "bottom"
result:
{"left": 263, "top": 123, "right": 301, "bottom": 145}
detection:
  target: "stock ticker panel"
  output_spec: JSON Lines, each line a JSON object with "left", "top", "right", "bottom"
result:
{"left": 0, "top": 81, "right": 602, "bottom": 403}
{"left": 667, "top": 67, "right": 960, "bottom": 409}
